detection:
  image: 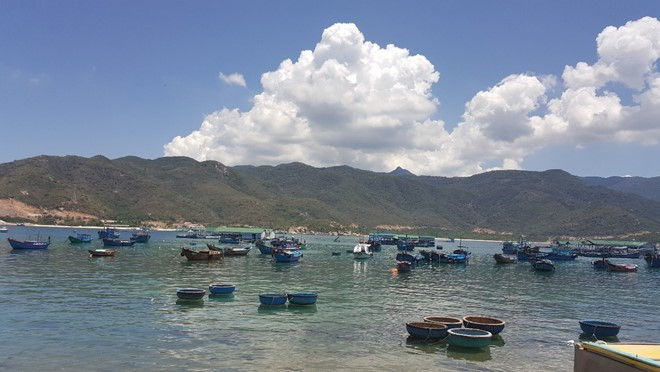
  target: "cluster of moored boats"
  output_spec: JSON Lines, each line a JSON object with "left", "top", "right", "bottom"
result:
{"left": 175, "top": 284, "right": 318, "bottom": 306}
{"left": 180, "top": 236, "right": 305, "bottom": 263}
{"left": 406, "top": 315, "right": 505, "bottom": 349}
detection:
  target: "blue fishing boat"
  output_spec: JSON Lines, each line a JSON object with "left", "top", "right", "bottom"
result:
{"left": 259, "top": 293, "right": 287, "bottom": 305}
{"left": 517, "top": 248, "right": 549, "bottom": 261}
{"left": 102, "top": 238, "right": 135, "bottom": 247}
{"left": 502, "top": 237, "right": 527, "bottom": 254}
{"left": 97, "top": 227, "right": 120, "bottom": 239}
{"left": 273, "top": 249, "right": 302, "bottom": 263}
{"left": 129, "top": 230, "right": 151, "bottom": 243}
{"left": 255, "top": 240, "right": 273, "bottom": 254}
{"left": 397, "top": 238, "right": 415, "bottom": 251}
{"left": 68, "top": 233, "right": 93, "bottom": 243}
{"left": 579, "top": 320, "right": 620, "bottom": 338}
{"left": 396, "top": 251, "right": 423, "bottom": 264}
{"left": 531, "top": 258, "right": 555, "bottom": 271}
{"left": 406, "top": 321, "right": 448, "bottom": 340}
{"left": 423, "top": 316, "right": 463, "bottom": 329}
{"left": 439, "top": 248, "right": 471, "bottom": 264}
{"left": 209, "top": 284, "right": 236, "bottom": 295}
{"left": 447, "top": 328, "right": 492, "bottom": 348}
{"left": 645, "top": 251, "right": 660, "bottom": 268}
{"left": 545, "top": 247, "right": 578, "bottom": 260}
{"left": 287, "top": 292, "right": 317, "bottom": 305}
{"left": 176, "top": 288, "right": 205, "bottom": 300}
{"left": 463, "top": 316, "right": 506, "bottom": 335}
{"left": 8, "top": 237, "right": 50, "bottom": 249}
{"left": 396, "top": 261, "right": 411, "bottom": 273}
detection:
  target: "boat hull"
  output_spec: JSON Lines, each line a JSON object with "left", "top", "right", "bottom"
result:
{"left": 102, "top": 238, "right": 135, "bottom": 247}
{"left": 259, "top": 293, "right": 287, "bottom": 305}
{"left": 463, "top": 316, "right": 506, "bottom": 335}
{"left": 209, "top": 284, "right": 236, "bottom": 295}
{"left": 8, "top": 238, "right": 49, "bottom": 249}
{"left": 88, "top": 249, "right": 116, "bottom": 257}
{"left": 423, "top": 316, "right": 463, "bottom": 329}
{"left": 579, "top": 320, "right": 620, "bottom": 337}
{"left": 177, "top": 288, "right": 205, "bottom": 300}
{"left": 287, "top": 292, "right": 317, "bottom": 305}
{"left": 273, "top": 250, "right": 302, "bottom": 262}
{"left": 180, "top": 248, "right": 222, "bottom": 261}
{"left": 406, "top": 322, "right": 448, "bottom": 340}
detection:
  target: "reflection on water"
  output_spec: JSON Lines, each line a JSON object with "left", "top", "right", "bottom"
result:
{"left": 208, "top": 293, "right": 236, "bottom": 302}
{"left": 0, "top": 231, "right": 658, "bottom": 371}
{"left": 176, "top": 299, "right": 204, "bottom": 307}
{"left": 404, "top": 336, "right": 446, "bottom": 354}
{"left": 446, "top": 344, "right": 492, "bottom": 362}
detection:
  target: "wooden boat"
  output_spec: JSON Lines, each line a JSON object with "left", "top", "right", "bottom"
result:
{"left": 208, "top": 284, "right": 236, "bottom": 295}
{"left": 447, "top": 328, "right": 492, "bottom": 348}
{"left": 69, "top": 233, "right": 93, "bottom": 243}
{"left": 353, "top": 243, "right": 373, "bottom": 259}
{"left": 493, "top": 253, "right": 517, "bottom": 263}
{"left": 88, "top": 249, "right": 116, "bottom": 257}
{"left": 406, "top": 321, "right": 448, "bottom": 340}
{"left": 8, "top": 237, "right": 50, "bottom": 249}
{"left": 207, "top": 244, "right": 250, "bottom": 256}
{"left": 287, "top": 292, "right": 317, "bottom": 305}
{"left": 273, "top": 248, "right": 302, "bottom": 263}
{"left": 644, "top": 252, "right": 660, "bottom": 268}
{"left": 259, "top": 293, "right": 287, "bottom": 305}
{"left": 180, "top": 247, "right": 223, "bottom": 261}
{"left": 98, "top": 227, "right": 120, "bottom": 239}
{"left": 176, "top": 288, "right": 205, "bottom": 300}
{"left": 423, "top": 316, "right": 463, "bottom": 329}
{"left": 607, "top": 261, "right": 638, "bottom": 272}
{"left": 103, "top": 238, "right": 135, "bottom": 247}
{"left": 574, "top": 341, "right": 660, "bottom": 371}
{"left": 579, "top": 320, "right": 621, "bottom": 338}
{"left": 545, "top": 247, "right": 578, "bottom": 260}
{"left": 396, "top": 261, "right": 411, "bottom": 273}
{"left": 531, "top": 258, "right": 555, "bottom": 271}
{"left": 462, "top": 316, "right": 506, "bottom": 335}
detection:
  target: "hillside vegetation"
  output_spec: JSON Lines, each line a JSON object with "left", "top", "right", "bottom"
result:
{"left": 1, "top": 155, "right": 660, "bottom": 240}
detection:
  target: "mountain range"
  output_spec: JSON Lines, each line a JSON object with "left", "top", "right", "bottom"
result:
{"left": 1, "top": 155, "right": 660, "bottom": 241}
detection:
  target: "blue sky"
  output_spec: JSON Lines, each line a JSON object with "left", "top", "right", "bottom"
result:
{"left": 2, "top": 1, "right": 659, "bottom": 177}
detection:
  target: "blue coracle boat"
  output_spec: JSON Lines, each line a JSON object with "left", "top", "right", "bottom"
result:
{"left": 259, "top": 293, "right": 287, "bottom": 305}
{"left": 8, "top": 237, "right": 50, "bottom": 249}
{"left": 463, "top": 316, "right": 506, "bottom": 335}
{"left": 406, "top": 321, "right": 448, "bottom": 340}
{"left": 287, "top": 292, "right": 317, "bottom": 305}
{"left": 579, "top": 320, "right": 621, "bottom": 338}
{"left": 209, "top": 284, "right": 236, "bottom": 295}
{"left": 176, "top": 288, "right": 205, "bottom": 300}
{"left": 273, "top": 249, "right": 302, "bottom": 262}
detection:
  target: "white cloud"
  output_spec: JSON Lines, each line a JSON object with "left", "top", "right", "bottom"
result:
{"left": 218, "top": 72, "right": 247, "bottom": 87}
{"left": 166, "top": 18, "right": 660, "bottom": 176}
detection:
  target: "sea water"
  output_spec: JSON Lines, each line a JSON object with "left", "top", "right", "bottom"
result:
{"left": 0, "top": 227, "right": 658, "bottom": 371}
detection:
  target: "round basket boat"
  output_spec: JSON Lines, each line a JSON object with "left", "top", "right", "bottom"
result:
{"left": 579, "top": 320, "right": 620, "bottom": 338}
{"left": 447, "top": 328, "right": 492, "bottom": 348}
{"left": 176, "top": 288, "right": 206, "bottom": 300}
{"left": 287, "top": 292, "right": 318, "bottom": 305}
{"left": 259, "top": 293, "right": 287, "bottom": 305}
{"left": 423, "top": 316, "right": 463, "bottom": 329}
{"left": 208, "top": 283, "right": 236, "bottom": 295}
{"left": 406, "top": 321, "right": 448, "bottom": 340}
{"left": 462, "top": 316, "right": 506, "bottom": 335}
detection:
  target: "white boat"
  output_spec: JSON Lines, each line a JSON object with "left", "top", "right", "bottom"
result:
{"left": 0, "top": 226, "right": 8, "bottom": 233}
{"left": 353, "top": 243, "right": 373, "bottom": 259}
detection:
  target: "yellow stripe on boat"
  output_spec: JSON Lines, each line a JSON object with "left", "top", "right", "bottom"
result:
{"left": 580, "top": 342, "right": 660, "bottom": 371}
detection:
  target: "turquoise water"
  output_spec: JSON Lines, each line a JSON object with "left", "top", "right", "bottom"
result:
{"left": 1, "top": 227, "right": 658, "bottom": 371}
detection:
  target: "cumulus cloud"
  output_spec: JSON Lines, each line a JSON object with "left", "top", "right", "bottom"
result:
{"left": 218, "top": 72, "right": 247, "bottom": 87}
{"left": 165, "top": 18, "right": 660, "bottom": 176}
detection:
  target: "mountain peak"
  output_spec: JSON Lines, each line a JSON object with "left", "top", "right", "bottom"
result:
{"left": 390, "top": 166, "right": 415, "bottom": 176}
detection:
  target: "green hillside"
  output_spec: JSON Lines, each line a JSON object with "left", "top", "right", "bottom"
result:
{"left": 2, "top": 155, "right": 660, "bottom": 240}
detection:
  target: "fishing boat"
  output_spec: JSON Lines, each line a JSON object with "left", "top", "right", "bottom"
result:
{"left": 255, "top": 240, "right": 273, "bottom": 254}
{"left": 129, "top": 230, "right": 151, "bottom": 243}
{"left": 396, "top": 238, "right": 415, "bottom": 251}
{"left": 579, "top": 320, "right": 621, "bottom": 338}
{"left": 273, "top": 248, "right": 302, "bottom": 263}
{"left": 423, "top": 316, "right": 463, "bottom": 329}
{"left": 68, "top": 233, "right": 93, "bottom": 243}
{"left": 97, "top": 227, "right": 120, "bottom": 239}
{"left": 644, "top": 251, "right": 660, "bottom": 268}
{"left": 414, "top": 236, "right": 436, "bottom": 248}
{"left": 88, "top": 249, "right": 116, "bottom": 257}
{"left": 287, "top": 292, "right": 317, "bottom": 305}
{"left": 462, "top": 316, "right": 506, "bottom": 335}
{"left": 102, "top": 238, "right": 135, "bottom": 247}
{"left": 517, "top": 247, "right": 548, "bottom": 261}
{"left": 8, "top": 237, "right": 50, "bottom": 249}
{"left": 419, "top": 250, "right": 441, "bottom": 262}
{"left": 353, "top": 243, "right": 373, "bottom": 259}
{"left": 447, "top": 328, "right": 492, "bottom": 348}
{"left": 180, "top": 247, "right": 223, "bottom": 261}
{"left": 396, "top": 261, "right": 411, "bottom": 273}
{"left": 207, "top": 244, "right": 250, "bottom": 256}
{"left": 531, "top": 258, "right": 555, "bottom": 271}
{"left": 545, "top": 247, "right": 578, "bottom": 260}
{"left": 396, "top": 251, "right": 423, "bottom": 264}
{"left": 439, "top": 248, "right": 471, "bottom": 264}
{"left": 406, "top": 321, "right": 448, "bottom": 340}
{"left": 502, "top": 238, "right": 527, "bottom": 254}
{"left": 574, "top": 341, "right": 660, "bottom": 371}
{"left": 176, "top": 288, "right": 205, "bottom": 300}
{"left": 0, "top": 226, "right": 8, "bottom": 233}
{"left": 259, "top": 293, "right": 287, "bottom": 305}
{"left": 208, "top": 284, "right": 236, "bottom": 295}
{"left": 607, "top": 261, "right": 638, "bottom": 272}
{"left": 493, "top": 253, "right": 517, "bottom": 263}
